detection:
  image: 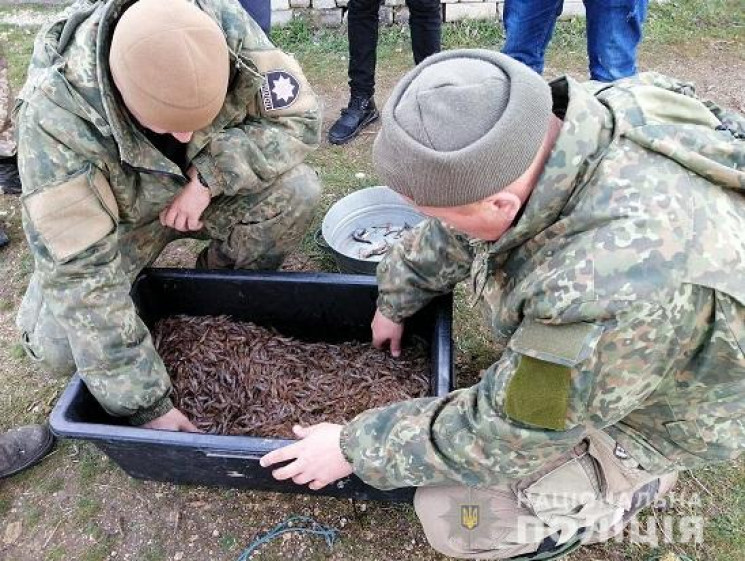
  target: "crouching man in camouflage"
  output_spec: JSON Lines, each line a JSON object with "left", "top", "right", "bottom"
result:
{"left": 262, "top": 50, "right": 745, "bottom": 558}
{"left": 15, "top": 0, "right": 321, "bottom": 431}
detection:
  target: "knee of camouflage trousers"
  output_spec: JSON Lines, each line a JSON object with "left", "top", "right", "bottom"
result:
{"left": 413, "top": 433, "right": 677, "bottom": 560}
{"left": 16, "top": 274, "right": 75, "bottom": 378}
{"left": 197, "top": 163, "right": 322, "bottom": 270}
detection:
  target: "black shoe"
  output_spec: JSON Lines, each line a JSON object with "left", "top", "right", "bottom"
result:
{"left": 328, "top": 96, "right": 379, "bottom": 145}
{"left": 0, "top": 155, "right": 21, "bottom": 195}
{"left": 0, "top": 225, "right": 8, "bottom": 249}
{"left": 0, "top": 424, "right": 55, "bottom": 479}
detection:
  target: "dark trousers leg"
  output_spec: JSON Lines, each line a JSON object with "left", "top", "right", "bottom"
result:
{"left": 407, "top": 0, "right": 442, "bottom": 64}
{"left": 348, "top": 0, "right": 383, "bottom": 98}
{"left": 238, "top": 0, "right": 272, "bottom": 35}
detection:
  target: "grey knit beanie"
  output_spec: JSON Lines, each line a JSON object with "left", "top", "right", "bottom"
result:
{"left": 373, "top": 49, "right": 553, "bottom": 207}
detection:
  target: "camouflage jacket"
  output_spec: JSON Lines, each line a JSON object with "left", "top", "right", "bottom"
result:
{"left": 340, "top": 73, "right": 745, "bottom": 490}
{"left": 15, "top": 0, "right": 320, "bottom": 424}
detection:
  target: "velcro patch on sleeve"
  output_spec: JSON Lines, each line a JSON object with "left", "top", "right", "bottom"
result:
{"left": 23, "top": 165, "right": 118, "bottom": 263}
{"left": 249, "top": 49, "right": 316, "bottom": 117}
{"left": 503, "top": 320, "right": 604, "bottom": 431}
{"left": 509, "top": 320, "right": 604, "bottom": 367}
{"left": 504, "top": 355, "right": 571, "bottom": 431}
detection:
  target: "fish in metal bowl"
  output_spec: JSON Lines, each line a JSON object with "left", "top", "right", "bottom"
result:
{"left": 321, "top": 186, "right": 425, "bottom": 275}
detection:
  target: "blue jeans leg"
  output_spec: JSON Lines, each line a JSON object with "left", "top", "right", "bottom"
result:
{"left": 238, "top": 0, "right": 272, "bottom": 35}
{"left": 501, "top": 0, "right": 564, "bottom": 74}
{"left": 584, "top": 0, "right": 648, "bottom": 81}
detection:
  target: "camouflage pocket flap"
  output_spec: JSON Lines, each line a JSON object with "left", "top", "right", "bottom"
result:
{"left": 23, "top": 165, "right": 118, "bottom": 263}
{"left": 664, "top": 415, "right": 745, "bottom": 458}
{"left": 664, "top": 419, "right": 709, "bottom": 455}
{"left": 509, "top": 321, "right": 605, "bottom": 367}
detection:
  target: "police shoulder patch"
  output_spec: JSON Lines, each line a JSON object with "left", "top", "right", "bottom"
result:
{"left": 260, "top": 70, "right": 301, "bottom": 112}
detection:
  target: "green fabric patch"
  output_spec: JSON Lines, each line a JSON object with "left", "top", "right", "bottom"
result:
{"left": 510, "top": 321, "right": 603, "bottom": 367}
{"left": 504, "top": 355, "right": 571, "bottom": 431}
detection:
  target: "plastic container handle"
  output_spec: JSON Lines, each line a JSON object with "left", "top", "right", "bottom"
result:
{"left": 203, "top": 451, "right": 265, "bottom": 461}
{"left": 314, "top": 227, "right": 331, "bottom": 251}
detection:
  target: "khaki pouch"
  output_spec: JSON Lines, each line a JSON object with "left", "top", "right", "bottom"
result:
{"left": 23, "top": 165, "right": 118, "bottom": 262}
{"left": 520, "top": 449, "right": 625, "bottom": 541}
{"left": 585, "top": 430, "right": 658, "bottom": 508}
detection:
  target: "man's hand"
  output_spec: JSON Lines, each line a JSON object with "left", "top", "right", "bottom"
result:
{"left": 372, "top": 308, "right": 404, "bottom": 357}
{"left": 260, "top": 423, "right": 353, "bottom": 490}
{"left": 159, "top": 166, "right": 211, "bottom": 232}
{"left": 142, "top": 408, "right": 201, "bottom": 432}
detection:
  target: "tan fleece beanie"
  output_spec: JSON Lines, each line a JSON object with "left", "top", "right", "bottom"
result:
{"left": 110, "top": 0, "right": 230, "bottom": 133}
{"left": 373, "top": 49, "right": 553, "bottom": 207}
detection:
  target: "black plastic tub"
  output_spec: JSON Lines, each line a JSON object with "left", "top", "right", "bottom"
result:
{"left": 50, "top": 268, "right": 453, "bottom": 502}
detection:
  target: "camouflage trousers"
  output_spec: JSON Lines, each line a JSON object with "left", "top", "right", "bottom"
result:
{"left": 16, "top": 164, "right": 321, "bottom": 376}
{"left": 415, "top": 431, "right": 678, "bottom": 560}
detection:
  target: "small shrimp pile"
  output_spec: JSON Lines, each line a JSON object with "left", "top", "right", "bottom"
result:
{"left": 152, "top": 315, "right": 430, "bottom": 438}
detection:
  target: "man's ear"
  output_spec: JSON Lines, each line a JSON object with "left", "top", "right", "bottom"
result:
{"left": 485, "top": 191, "right": 522, "bottom": 222}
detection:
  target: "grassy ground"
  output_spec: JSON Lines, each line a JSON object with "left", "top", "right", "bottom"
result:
{"left": 1, "top": 0, "right": 745, "bottom": 559}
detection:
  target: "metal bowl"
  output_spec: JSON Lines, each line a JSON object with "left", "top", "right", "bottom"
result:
{"left": 321, "top": 186, "right": 425, "bottom": 275}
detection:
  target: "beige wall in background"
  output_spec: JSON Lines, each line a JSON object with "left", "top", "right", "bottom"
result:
{"left": 270, "top": 0, "right": 594, "bottom": 27}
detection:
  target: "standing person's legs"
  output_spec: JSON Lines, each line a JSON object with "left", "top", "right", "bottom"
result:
{"left": 195, "top": 164, "right": 321, "bottom": 270}
{"left": 584, "top": 0, "right": 648, "bottom": 81}
{"left": 238, "top": 0, "right": 272, "bottom": 35}
{"left": 328, "top": 0, "right": 382, "bottom": 144}
{"left": 501, "top": 0, "right": 564, "bottom": 75}
{"left": 407, "top": 0, "right": 442, "bottom": 65}
{"left": 347, "top": 0, "right": 384, "bottom": 99}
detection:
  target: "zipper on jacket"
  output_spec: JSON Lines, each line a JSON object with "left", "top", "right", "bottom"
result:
{"left": 123, "top": 162, "right": 188, "bottom": 185}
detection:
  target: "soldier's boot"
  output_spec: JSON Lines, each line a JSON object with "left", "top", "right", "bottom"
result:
{"left": 16, "top": 273, "right": 76, "bottom": 377}
{"left": 196, "top": 163, "right": 321, "bottom": 270}
{"left": 0, "top": 425, "right": 55, "bottom": 479}
{"left": 328, "top": 95, "right": 379, "bottom": 145}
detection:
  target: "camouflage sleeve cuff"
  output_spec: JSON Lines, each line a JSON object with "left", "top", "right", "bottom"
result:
{"left": 338, "top": 423, "right": 357, "bottom": 465}
{"left": 191, "top": 151, "right": 225, "bottom": 198}
{"left": 335, "top": 398, "right": 450, "bottom": 490}
{"left": 128, "top": 396, "right": 174, "bottom": 426}
{"left": 376, "top": 297, "right": 412, "bottom": 324}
